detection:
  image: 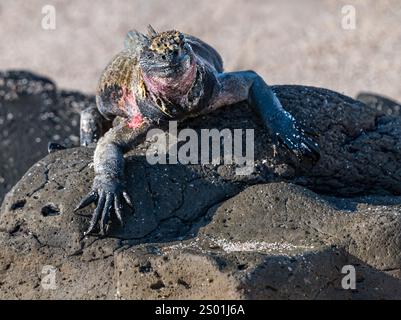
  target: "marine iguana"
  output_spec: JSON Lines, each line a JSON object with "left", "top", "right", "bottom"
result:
{"left": 73, "top": 25, "right": 320, "bottom": 235}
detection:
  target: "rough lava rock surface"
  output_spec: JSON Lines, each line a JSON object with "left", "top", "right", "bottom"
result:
{"left": 1, "top": 72, "right": 401, "bottom": 299}
{"left": 1, "top": 149, "right": 401, "bottom": 298}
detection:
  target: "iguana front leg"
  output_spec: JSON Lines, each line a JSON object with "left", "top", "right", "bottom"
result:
{"left": 75, "top": 120, "right": 153, "bottom": 235}
{"left": 206, "top": 71, "right": 320, "bottom": 163}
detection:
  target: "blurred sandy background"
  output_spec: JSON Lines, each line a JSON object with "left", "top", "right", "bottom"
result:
{"left": 0, "top": 0, "right": 400, "bottom": 100}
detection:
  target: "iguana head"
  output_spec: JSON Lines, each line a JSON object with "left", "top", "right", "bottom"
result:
{"left": 137, "top": 26, "right": 197, "bottom": 98}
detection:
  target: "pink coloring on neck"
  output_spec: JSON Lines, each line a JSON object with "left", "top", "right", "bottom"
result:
{"left": 119, "top": 87, "right": 144, "bottom": 129}
{"left": 128, "top": 113, "right": 144, "bottom": 129}
{"left": 142, "top": 57, "right": 196, "bottom": 99}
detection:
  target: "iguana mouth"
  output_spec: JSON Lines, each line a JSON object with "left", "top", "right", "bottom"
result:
{"left": 147, "top": 53, "right": 191, "bottom": 74}
{"left": 141, "top": 54, "right": 196, "bottom": 98}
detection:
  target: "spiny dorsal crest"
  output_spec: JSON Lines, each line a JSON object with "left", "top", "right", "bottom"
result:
{"left": 147, "top": 25, "right": 185, "bottom": 55}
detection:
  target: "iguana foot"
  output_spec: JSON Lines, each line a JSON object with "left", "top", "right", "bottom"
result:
{"left": 246, "top": 74, "right": 320, "bottom": 164}
{"left": 74, "top": 175, "right": 133, "bottom": 235}
{"left": 276, "top": 120, "right": 320, "bottom": 164}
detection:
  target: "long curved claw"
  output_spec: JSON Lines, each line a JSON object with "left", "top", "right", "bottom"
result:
{"left": 302, "top": 137, "right": 320, "bottom": 163}
{"left": 114, "top": 196, "right": 124, "bottom": 226}
{"left": 299, "top": 123, "right": 320, "bottom": 139}
{"left": 122, "top": 191, "right": 133, "bottom": 208}
{"left": 84, "top": 192, "right": 105, "bottom": 235}
{"left": 74, "top": 191, "right": 98, "bottom": 212}
{"left": 100, "top": 193, "right": 113, "bottom": 235}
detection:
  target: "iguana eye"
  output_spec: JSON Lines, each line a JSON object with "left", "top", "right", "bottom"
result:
{"left": 161, "top": 55, "right": 166, "bottom": 60}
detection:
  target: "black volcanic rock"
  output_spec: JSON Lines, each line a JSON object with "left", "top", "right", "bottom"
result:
{"left": 1, "top": 154, "right": 401, "bottom": 298}
{"left": 0, "top": 71, "right": 96, "bottom": 202}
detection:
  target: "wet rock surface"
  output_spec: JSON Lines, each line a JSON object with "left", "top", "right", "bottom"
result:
{"left": 1, "top": 72, "right": 401, "bottom": 299}
{"left": 0, "top": 71, "right": 95, "bottom": 203}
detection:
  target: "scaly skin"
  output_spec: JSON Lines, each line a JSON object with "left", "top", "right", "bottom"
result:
{"left": 75, "top": 25, "right": 320, "bottom": 235}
